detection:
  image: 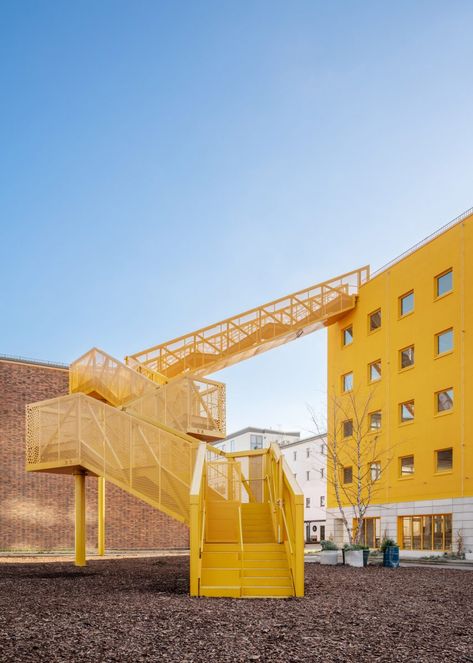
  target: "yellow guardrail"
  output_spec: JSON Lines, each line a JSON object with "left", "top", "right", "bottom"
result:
{"left": 189, "top": 442, "right": 207, "bottom": 596}
{"left": 26, "top": 392, "right": 196, "bottom": 524}
{"left": 127, "top": 267, "right": 369, "bottom": 379}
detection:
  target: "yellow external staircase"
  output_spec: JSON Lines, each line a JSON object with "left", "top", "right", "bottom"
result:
{"left": 25, "top": 267, "right": 368, "bottom": 598}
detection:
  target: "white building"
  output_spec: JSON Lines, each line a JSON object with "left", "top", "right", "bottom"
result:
{"left": 213, "top": 427, "right": 327, "bottom": 543}
{"left": 280, "top": 434, "right": 327, "bottom": 543}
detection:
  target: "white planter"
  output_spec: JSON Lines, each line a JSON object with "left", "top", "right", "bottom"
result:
{"left": 465, "top": 552, "right": 473, "bottom": 561}
{"left": 320, "top": 551, "right": 338, "bottom": 565}
{"left": 345, "top": 550, "right": 364, "bottom": 567}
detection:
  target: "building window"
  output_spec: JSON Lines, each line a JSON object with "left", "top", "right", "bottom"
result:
{"left": 342, "top": 325, "right": 353, "bottom": 346}
{"left": 306, "top": 497, "right": 311, "bottom": 508}
{"left": 369, "top": 411, "right": 382, "bottom": 431}
{"left": 368, "top": 360, "right": 381, "bottom": 382}
{"left": 400, "top": 291, "right": 414, "bottom": 316}
{"left": 400, "top": 400, "right": 415, "bottom": 423}
{"left": 436, "top": 269, "right": 453, "bottom": 298}
{"left": 369, "top": 309, "right": 382, "bottom": 332}
{"left": 343, "top": 466, "right": 353, "bottom": 484}
{"left": 250, "top": 434, "right": 263, "bottom": 450}
{"left": 293, "top": 451, "right": 297, "bottom": 461}
{"left": 321, "top": 443, "right": 326, "bottom": 456}
{"left": 370, "top": 462, "right": 381, "bottom": 482}
{"left": 436, "top": 388, "right": 454, "bottom": 413}
{"left": 436, "top": 328, "right": 453, "bottom": 356}
{"left": 320, "top": 468, "right": 324, "bottom": 479}
{"left": 400, "top": 345, "right": 415, "bottom": 369}
{"left": 342, "top": 372, "right": 353, "bottom": 392}
{"left": 306, "top": 471, "right": 310, "bottom": 481}
{"left": 400, "top": 514, "right": 452, "bottom": 551}
{"left": 436, "top": 448, "right": 453, "bottom": 472}
{"left": 306, "top": 448, "right": 310, "bottom": 458}
{"left": 400, "top": 455, "right": 414, "bottom": 477}
{"left": 354, "top": 517, "right": 381, "bottom": 548}
{"left": 343, "top": 419, "right": 353, "bottom": 438}
{"left": 320, "top": 496, "right": 325, "bottom": 507}
{"left": 229, "top": 440, "right": 235, "bottom": 452}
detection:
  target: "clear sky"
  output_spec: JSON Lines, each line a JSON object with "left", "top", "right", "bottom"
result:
{"left": 1, "top": 1, "right": 472, "bottom": 436}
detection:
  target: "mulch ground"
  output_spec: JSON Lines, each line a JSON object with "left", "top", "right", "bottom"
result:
{"left": 0, "top": 556, "right": 472, "bottom": 662}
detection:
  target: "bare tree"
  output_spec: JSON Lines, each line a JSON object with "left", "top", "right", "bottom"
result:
{"left": 311, "top": 388, "right": 395, "bottom": 546}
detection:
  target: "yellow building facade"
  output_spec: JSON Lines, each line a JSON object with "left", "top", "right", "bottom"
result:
{"left": 327, "top": 209, "right": 473, "bottom": 555}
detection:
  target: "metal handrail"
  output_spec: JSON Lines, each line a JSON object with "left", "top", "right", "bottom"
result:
{"left": 238, "top": 504, "right": 244, "bottom": 594}
{"left": 279, "top": 500, "right": 294, "bottom": 557}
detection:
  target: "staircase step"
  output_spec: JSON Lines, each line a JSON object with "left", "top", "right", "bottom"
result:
{"left": 200, "top": 586, "right": 240, "bottom": 598}
{"left": 242, "top": 586, "right": 294, "bottom": 598}
{"left": 202, "top": 569, "right": 240, "bottom": 585}
{"left": 202, "top": 552, "right": 240, "bottom": 567}
{"left": 243, "top": 558, "right": 289, "bottom": 569}
{"left": 242, "top": 576, "right": 293, "bottom": 588}
{"left": 243, "top": 567, "right": 291, "bottom": 578}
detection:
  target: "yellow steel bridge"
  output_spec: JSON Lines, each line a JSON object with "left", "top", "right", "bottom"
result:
{"left": 26, "top": 266, "right": 368, "bottom": 598}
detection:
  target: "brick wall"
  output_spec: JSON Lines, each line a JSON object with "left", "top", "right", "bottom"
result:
{"left": 0, "top": 359, "right": 189, "bottom": 551}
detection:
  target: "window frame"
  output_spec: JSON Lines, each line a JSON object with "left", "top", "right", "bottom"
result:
{"left": 305, "top": 497, "right": 311, "bottom": 508}
{"left": 342, "top": 419, "right": 353, "bottom": 438}
{"left": 435, "top": 447, "right": 453, "bottom": 474}
{"left": 342, "top": 466, "right": 353, "bottom": 484}
{"left": 250, "top": 434, "right": 263, "bottom": 450}
{"left": 342, "top": 325, "right": 353, "bottom": 347}
{"left": 399, "top": 344, "right": 415, "bottom": 371}
{"left": 435, "top": 268, "right": 453, "bottom": 300}
{"left": 369, "top": 461, "right": 381, "bottom": 482}
{"left": 399, "top": 514, "right": 452, "bottom": 551}
{"left": 368, "top": 308, "right": 382, "bottom": 333}
{"left": 399, "top": 290, "right": 415, "bottom": 318}
{"left": 368, "top": 359, "right": 382, "bottom": 383}
{"left": 435, "top": 387, "right": 454, "bottom": 415}
{"left": 368, "top": 410, "right": 382, "bottom": 432}
{"left": 320, "top": 496, "right": 326, "bottom": 507}
{"left": 399, "top": 399, "right": 415, "bottom": 424}
{"left": 435, "top": 328, "right": 453, "bottom": 357}
{"left": 399, "top": 454, "right": 415, "bottom": 478}
{"left": 341, "top": 372, "right": 354, "bottom": 393}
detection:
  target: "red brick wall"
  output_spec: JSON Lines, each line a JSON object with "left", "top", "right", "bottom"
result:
{"left": 0, "top": 359, "right": 189, "bottom": 551}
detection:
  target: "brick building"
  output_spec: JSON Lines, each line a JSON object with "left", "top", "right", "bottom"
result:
{"left": 0, "top": 356, "right": 189, "bottom": 552}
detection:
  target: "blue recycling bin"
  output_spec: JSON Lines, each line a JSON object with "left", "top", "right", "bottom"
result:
{"left": 383, "top": 545, "right": 400, "bottom": 568}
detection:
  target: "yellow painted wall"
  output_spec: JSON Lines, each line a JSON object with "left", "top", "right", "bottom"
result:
{"left": 327, "top": 213, "right": 473, "bottom": 509}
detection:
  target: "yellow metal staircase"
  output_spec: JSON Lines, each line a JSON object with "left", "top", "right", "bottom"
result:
{"left": 26, "top": 267, "right": 368, "bottom": 598}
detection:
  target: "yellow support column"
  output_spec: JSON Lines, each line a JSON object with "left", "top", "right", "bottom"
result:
{"left": 74, "top": 472, "right": 86, "bottom": 567}
{"left": 97, "top": 477, "right": 105, "bottom": 556}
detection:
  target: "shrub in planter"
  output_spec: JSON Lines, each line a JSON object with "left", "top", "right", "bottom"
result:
{"left": 344, "top": 544, "right": 366, "bottom": 568}
{"left": 320, "top": 540, "right": 338, "bottom": 565}
{"left": 380, "top": 537, "right": 400, "bottom": 568}
{"left": 465, "top": 549, "right": 473, "bottom": 562}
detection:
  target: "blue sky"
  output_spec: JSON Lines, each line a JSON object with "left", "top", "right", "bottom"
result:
{"left": 1, "top": 1, "right": 473, "bottom": 435}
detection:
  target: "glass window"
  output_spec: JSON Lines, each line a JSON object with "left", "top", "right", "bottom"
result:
{"left": 343, "top": 419, "right": 353, "bottom": 438}
{"left": 400, "top": 345, "right": 415, "bottom": 369}
{"left": 400, "top": 455, "right": 414, "bottom": 476}
{"left": 342, "top": 372, "right": 353, "bottom": 392}
{"left": 436, "top": 329, "right": 453, "bottom": 355}
{"left": 370, "top": 462, "right": 381, "bottom": 482}
{"left": 305, "top": 497, "right": 311, "bottom": 508}
{"left": 436, "top": 448, "right": 453, "bottom": 472}
{"left": 342, "top": 326, "right": 353, "bottom": 346}
{"left": 401, "top": 514, "right": 452, "bottom": 551}
{"left": 369, "top": 360, "right": 381, "bottom": 382}
{"left": 250, "top": 434, "right": 263, "bottom": 450}
{"left": 369, "top": 309, "right": 382, "bottom": 332}
{"left": 306, "top": 471, "right": 310, "bottom": 481}
{"left": 306, "top": 448, "right": 310, "bottom": 458}
{"left": 354, "top": 517, "right": 381, "bottom": 548}
{"left": 436, "top": 388, "right": 454, "bottom": 412}
{"left": 369, "top": 411, "right": 382, "bottom": 431}
{"left": 320, "top": 496, "right": 325, "bottom": 507}
{"left": 400, "top": 291, "right": 414, "bottom": 316}
{"left": 320, "top": 468, "right": 324, "bottom": 479}
{"left": 343, "top": 466, "right": 353, "bottom": 484}
{"left": 400, "top": 400, "right": 415, "bottom": 423}
{"left": 436, "top": 269, "right": 453, "bottom": 297}
{"left": 321, "top": 444, "right": 326, "bottom": 456}
{"left": 293, "top": 451, "right": 297, "bottom": 461}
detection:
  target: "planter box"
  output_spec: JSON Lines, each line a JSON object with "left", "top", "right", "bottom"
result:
{"left": 320, "top": 551, "right": 338, "bottom": 565}
{"left": 465, "top": 552, "right": 473, "bottom": 561}
{"left": 383, "top": 546, "right": 400, "bottom": 568}
{"left": 345, "top": 550, "right": 364, "bottom": 567}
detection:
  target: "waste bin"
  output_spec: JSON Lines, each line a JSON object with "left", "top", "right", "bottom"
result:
{"left": 383, "top": 546, "right": 400, "bottom": 568}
